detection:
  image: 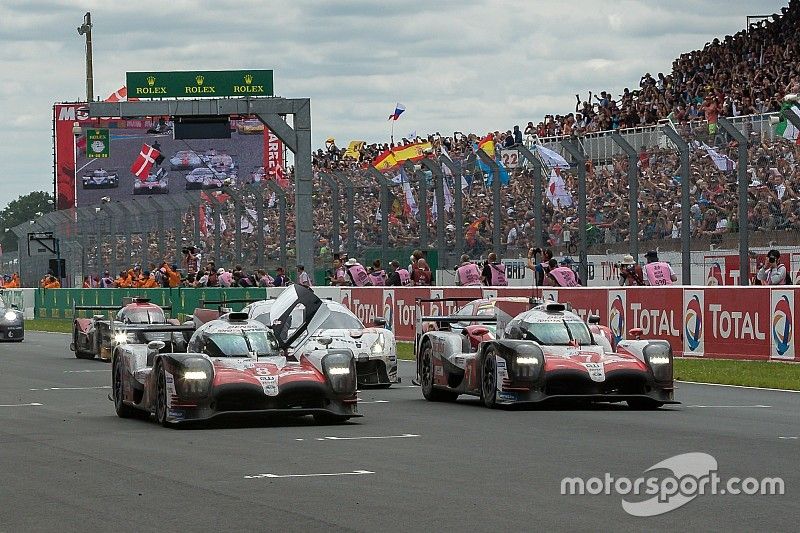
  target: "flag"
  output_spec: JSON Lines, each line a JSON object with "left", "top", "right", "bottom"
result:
{"left": 344, "top": 140, "right": 365, "bottom": 161}
{"left": 775, "top": 102, "right": 800, "bottom": 144}
{"left": 392, "top": 166, "right": 411, "bottom": 184}
{"left": 406, "top": 130, "right": 416, "bottom": 140}
{"left": 474, "top": 141, "right": 510, "bottom": 187}
{"left": 536, "top": 145, "right": 571, "bottom": 169}
{"left": 443, "top": 182, "right": 454, "bottom": 212}
{"left": 402, "top": 181, "right": 418, "bottom": 216}
{"left": 104, "top": 86, "right": 138, "bottom": 102}
{"left": 701, "top": 143, "right": 735, "bottom": 172}
{"left": 373, "top": 141, "right": 432, "bottom": 171}
{"left": 388, "top": 103, "right": 406, "bottom": 121}
{"left": 130, "top": 143, "right": 161, "bottom": 180}
{"left": 546, "top": 169, "right": 573, "bottom": 209}
{"left": 485, "top": 154, "right": 510, "bottom": 186}
{"left": 478, "top": 135, "right": 495, "bottom": 157}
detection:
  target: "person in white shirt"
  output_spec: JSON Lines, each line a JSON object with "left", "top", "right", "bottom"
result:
{"left": 296, "top": 264, "right": 312, "bottom": 287}
{"left": 756, "top": 249, "right": 787, "bottom": 285}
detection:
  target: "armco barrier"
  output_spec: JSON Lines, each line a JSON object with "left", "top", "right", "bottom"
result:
{"left": 34, "top": 286, "right": 796, "bottom": 362}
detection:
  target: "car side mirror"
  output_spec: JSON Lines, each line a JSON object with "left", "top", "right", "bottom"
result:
{"left": 147, "top": 340, "right": 166, "bottom": 352}
{"left": 373, "top": 317, "right": 387, "bottom": 327}
{"left": 628, "top": 328, "right": 643, "bottom": 340}
{"left": 11, "top": 304, "right": 18, "bottom": 310}
{"left": 318, "top": 337, "right": 333, "bottom": 347}
{"left": 92, "top": 314, "right": 105, "bottom": 321}
{"left": 588, "top": 315, "right": 600, "bottom": 325}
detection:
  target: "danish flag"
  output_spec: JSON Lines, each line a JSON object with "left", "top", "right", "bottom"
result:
{"left": 130, "top": 144, "right": 161, "bottom": 180}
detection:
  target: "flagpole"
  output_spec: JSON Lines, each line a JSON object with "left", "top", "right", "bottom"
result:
{"left": 391, "top": 119, "right": 394, "bottom": 146}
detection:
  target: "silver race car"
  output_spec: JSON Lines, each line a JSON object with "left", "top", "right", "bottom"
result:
{"left": 82, "top": 169, "right": 119, "bottom": 188}
{"left": 133, "top": 167, "right": 169, "bottom": 195}
{"left": 169, "top": 150, "right": 203, "bottom": 170}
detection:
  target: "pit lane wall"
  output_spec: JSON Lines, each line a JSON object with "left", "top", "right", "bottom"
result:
{"left": 33, "top": 286, "right": 796, "bottom": 362}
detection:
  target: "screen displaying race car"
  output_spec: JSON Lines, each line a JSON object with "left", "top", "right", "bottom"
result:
{"left": 184, "top": 167, "right": 235, "bottom": 190}
{"left": 169, "top": 150, "right": 204, "bottom": 170}
{"left": 82, "top": 169, "right": 119, "bottom": 189}
{"left": 414, "top": 298, "right": 677, "bottom": 409}
{"left": 111, "top": 287, "right": 361, "bottom": 426}
{"left": 133, "top": 167, "right": 169, "bottom": 195}
{"left": 0, "top": 297, "right": 24, "bottom": 342}
{"left": 71, "top": 297, "right": 190, "bottom": 361}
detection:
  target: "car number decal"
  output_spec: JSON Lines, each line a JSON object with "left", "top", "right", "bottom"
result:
{"left": 256, "top": 375, "right": 279, "bottom": 396}
{"left": 582, "top": 362, "right": 606, "bottom": 382}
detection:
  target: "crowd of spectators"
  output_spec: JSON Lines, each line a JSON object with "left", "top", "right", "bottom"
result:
{"left": 19, "top": 3, "right": 800, "bottom": 285}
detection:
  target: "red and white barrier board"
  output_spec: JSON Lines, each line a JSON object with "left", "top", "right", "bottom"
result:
{"left": 300, "top": 286, "right": 798, "bottom": 361}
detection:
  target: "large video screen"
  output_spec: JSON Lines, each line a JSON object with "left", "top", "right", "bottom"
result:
{"left": 53, "top": 103, "right": 284, "bottom": 208}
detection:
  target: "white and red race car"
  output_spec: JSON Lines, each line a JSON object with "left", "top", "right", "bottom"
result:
{"left": 414, "top": 297, "right": 676, "bottom": 409}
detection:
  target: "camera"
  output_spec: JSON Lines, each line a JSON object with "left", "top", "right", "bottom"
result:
{"left": 182, "top": 246, "right": 195, "bottom": 255}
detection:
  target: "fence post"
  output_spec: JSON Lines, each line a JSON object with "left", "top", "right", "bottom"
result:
{"left": 610, "top": 132, "right": 639, "bottom": 261}
{"left": 560, "top": 138, "right": 588, "bottom": 284}
{"left": 420, "top": 158, "right": 446, "bottom": 252}
{"left": 332, "top": 171, "right": 356, "bottom": 259}
{"left": 475, "top": 150, "right": 502, "bottom": 255}
{"left": 318, "top": 172, "right": 342, "bottom": 255}
{"left": 662, "top": 125, "right": 691, "bottom": 284}
{"left": 365, "top": 167, "right": 392, "bottom": 261}
{"left": 264, "top": 179, "right": 288, "bottom": 268}
{"left": 439, "top": 154, "right": 465, "bottom": 258}
{"left": 718, "top": 117, "right": 750, "bottom": 286}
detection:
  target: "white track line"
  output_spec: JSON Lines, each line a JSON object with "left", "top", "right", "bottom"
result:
{"left": 686, "top": 404, "right": 771, "bottom": 408}
{"left": 778, "top": 436, "right": 799, "bottom": 440}
{"left": 29, "top": 386, "right": 110, "bottom": 391}
{"left": 0, "top": 402, "right": 43, "bottom": 407}
{"left": 63, "top": 369, "right": 108, "bottom": 373}
{"left": 357, "top": 400, "right": 390, "bottom": 404}
{"left": 677, "top": 380, "right": 800, "bottom": 393}
{"left": 245, "top": 470, "right": 374, "bottom": 479}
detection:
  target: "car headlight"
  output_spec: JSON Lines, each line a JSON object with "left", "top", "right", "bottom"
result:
{"left": 643, "top": 342, "right": 673, "bottom": 382}
{"left": 515, "top": 357, "right": 540, "bottom": 365}
{"left": 176, "top": 358, "right": 213, "bottom": 398}
{"left": 371, "top": 333, "right": 386, "bottom": 355}
{"left": 113, "top": 332, "right": 129, "bottom": 344}
{"left": 510, "top": 344, "right": 544, "bottom": 381}
{"left": 4, "top": 311, "right": 17, "bottom": 321}
{"left": 322, "top": 351, "right": 356, "bottom": 395}
{"left": 183, "top": 371, "right": 207, "bottom": 380}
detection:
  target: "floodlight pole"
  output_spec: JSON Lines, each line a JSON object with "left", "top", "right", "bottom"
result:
{"left": 77, "top": 12, "right": 94, "bottom": 102}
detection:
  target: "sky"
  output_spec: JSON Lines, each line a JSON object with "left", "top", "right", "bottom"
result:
{"left": 0, "top": 0, "right": 790, "bottom": 208}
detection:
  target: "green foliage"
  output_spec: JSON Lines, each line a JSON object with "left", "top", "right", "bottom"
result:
{"left": 0, "top": 191, "right": 54, "bottom": 252}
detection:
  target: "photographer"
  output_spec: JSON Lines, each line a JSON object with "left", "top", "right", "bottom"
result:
{"left": 182, "top": 246, "right": 199, "bottom": 274}
{"left": 618, "top": 254, "right": 644, "bottom": 286}
{"left": 756, "top": 249, "right": 787, "bottom": 285}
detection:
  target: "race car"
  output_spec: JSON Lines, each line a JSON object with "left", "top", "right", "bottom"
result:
{"left": 414, "top": 298, "right": 676, "bottom": 409}
{"left": 208, "top": 153, "right": 236, "bottom": 173}
{"left": 133, "top": 167, "right": 169, "bottom": 195}
{"left": 110, "top": 290, "right": 361, "bottom": 426}
{"left": 236, "top": 119, "right": 264, "bottom": 134}
{"left": 71, "top": 297, "right": 191, "bottom": 361}
{"left": 82, "top": 169, "right": 118, "bottom": 188}
{"left": 184, "top": 167, "right": 234, "bottom": 190}
{"left": 0, "top": 297, "right": 24, "bottom": 342}
{"left": 192, "top": 288, "right": 399, "bottom": 387}
{"left": 169, "top": 150, "right": 203, "bottom": 170}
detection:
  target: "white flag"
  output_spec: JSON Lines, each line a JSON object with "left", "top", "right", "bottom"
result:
{"left": 536, "top": 145, "right": 571, "bottom": 169}
{"left": 402, "top": 181, "right": 418, "bottom": 216}
{"left": 546, "top": 169, "right": 573, "bottom": 209}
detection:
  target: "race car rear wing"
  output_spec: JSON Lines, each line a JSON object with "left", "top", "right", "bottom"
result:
{"left": 109, "top": 322, "right": 196, "bottom": 334}
{"left": 199, "top": 297, "right": 270, "bottom": 312}
{"left": 418, "top": 315, "right": 498, "bottom": 324}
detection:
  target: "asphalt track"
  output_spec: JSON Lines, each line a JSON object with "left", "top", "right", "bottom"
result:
{"left": 0, "top": 332, "right": 797, "bottom": 532}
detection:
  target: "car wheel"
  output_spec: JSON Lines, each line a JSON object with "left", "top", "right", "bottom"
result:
{"left": 420, "top": 340, "right": 458, "bottom": 402}
{"left": 313, "top": 413, "right": 350, "bottom": 425}
{"left": 73, "top": 331, "right": 95, "bottom": 359}
{"left": 627, "top": 399, "right": 664, "bottom": 410}
{"left": 154, "top": 364, "right": 172, "bottom": 427}
{"left": 481, "top": 349, "right": 498, "bottom": 409}
{"left": 113, "top": 358, "right": 139, "bottom": 419}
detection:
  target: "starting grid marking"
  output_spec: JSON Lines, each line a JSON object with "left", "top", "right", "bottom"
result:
{"left": 245, "top": 470, "right": 374, "bottom": 479}
{"left": 0, "top": 402, "right": 43, "bottom": 407}
{"left": 295, "top": 433, "right": 420, "bottom": 442}
{"left": 29, "top": 386, "right": 111, "bottom": 391}
{"left": 686, "top": 404, "right": 772, "bottom": 408}
{"left": 778, "top": 436, "right": 799, "bottom": 440}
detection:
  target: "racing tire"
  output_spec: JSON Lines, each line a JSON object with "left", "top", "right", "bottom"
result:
{"left": 627, "top": 399, "right": 664, "bottom": 410}
{"left": 73, "top": 331, "right": 95, "bottom": 360}
{"left": 313, "top": 413, "right": 351, "bottom": 425}
{"left": 419, "top": 340, "right": 458, "bottom": 402}
{"left": 112, "top": 358, "right": 140, "bottom": 419}
{"left": 154, "top": 364, "right": 174, "bottom": 427}
{"left": 480, "top": 348, "right": 499, "bottom": 409}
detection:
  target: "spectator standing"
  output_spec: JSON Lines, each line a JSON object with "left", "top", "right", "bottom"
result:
{"left": 412, "top": 258, "right": 433, "bottom": 286}
{"left": 273, "top": 267, "right": 287, "bottom": 287}
{"left": 296, "top": 264, "right": 313, "bottom": 287}
{"left": 386, "top": 260, "right": 411, "bottom": 286}
{"left": 368, "top": 260, "right": 386, "bottom": 286}
{"left": 527, "top": 248, "right": 554, "bottom": 287}
{"left": 328, "top": 258, "right": 349, "bottom": 286}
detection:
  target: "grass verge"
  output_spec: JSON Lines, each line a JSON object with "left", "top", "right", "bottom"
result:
{"left": 25, "top": 318, "right": 72, "bottom": 334}
{"left": 674, "top": 358, "right": 800, "bottom": 391}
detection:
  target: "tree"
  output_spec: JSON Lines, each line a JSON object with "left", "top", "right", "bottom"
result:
{"left": 0, "top": 191, "right": 54, "bottom": 253}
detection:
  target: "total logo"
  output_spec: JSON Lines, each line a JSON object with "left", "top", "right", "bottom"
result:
{"left": 684, "top": 294, "right": 703, "bottom": 352}
{"left": 608, "top": 293, "right": 625, "bottom": 344}
{"left": 771, "top": 293, "right": 793, "bottom": 359}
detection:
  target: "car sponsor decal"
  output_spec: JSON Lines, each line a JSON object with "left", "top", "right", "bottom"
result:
{"left": 165, "top": 370, "right": 177, "bottom": 407}
{"left": 582, "top": 362, "right": 606, "bottom": 382}
{"left": 498, "top": 391, "right": 517, "bottom": 402}
{"left": 496, "top": 357, "right": 507, "bottom": 391}
{"left": 256, "top": 375, "right": 279, "bottom": 396}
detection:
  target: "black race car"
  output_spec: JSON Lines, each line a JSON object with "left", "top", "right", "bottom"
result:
{"left": 0, "top": 297, "right": 24, "bottom": 342}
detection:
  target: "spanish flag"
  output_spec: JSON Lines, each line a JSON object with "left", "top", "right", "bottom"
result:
{"left": 478, "top": 135, "right": 495, "bottom": 157}
{"left": 373, "top": 141, "right": 433, "bottom": 171}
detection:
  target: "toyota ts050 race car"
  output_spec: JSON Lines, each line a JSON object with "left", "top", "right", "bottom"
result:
{"left": 184, "top": 167, "right": 234, "bottom": 190}
{"left": 169, "top": 150, "right": 203, "bottom": 170}
{"left": 414, "top": 298, "right": 676, "bottom": 409}
{"left": 111, "top": 287, "right": 361, "bottom": 426}
{"left": 71, "top": 297, "right": 191, "bottom": 361}
{"left": 192, "top": 288, "right": 398, "bottom": 387}
{"left": 82, "top": 169, "right": 119, "bottom": 188}
{"left": 0, "top": 296, "right": 23, "bottom": 342}
{"left": 133, "top": 167, "right": 169, "bottom": 195}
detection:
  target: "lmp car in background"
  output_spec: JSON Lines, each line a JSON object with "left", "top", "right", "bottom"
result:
{"left": 71, "top": 297, "right": 191, "bottom": 361}
{"left": 169, "top": 150, "right": 203, "bottom": 170}
{"left": 0, "top": 298, "right": 24, "bottom": 342}
{"left": 184, "top": 167, "right": 234, "bottom": 190}
{"left": 82, "top": 169, "right": 119, "bottom": 188}
{"left": 192, "top": 288, "right": 399, "bottom": 387}
{"left": 235, "top": 118, "right": 264, "bottom": 134}
{"left": 414, "top": 298, "right": 676, "bottom": 409}
{"left": 111, "top": 289, "right": 361, "bottom": 426}
{"left": 133, "top": 167, "right": 169, "bottom": 195}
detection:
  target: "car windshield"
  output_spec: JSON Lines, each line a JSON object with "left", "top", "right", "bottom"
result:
{"left": 319, "top": 310, "right": 363, "bottom": 330}
{"left": 521, "top": 319, "right": 593, "bottom": 346}
{"left": 122, "top": 309, "right": 166, "bottom": 324}
{"left": 204, "top": 331, "right": 278, "bottom": 358}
